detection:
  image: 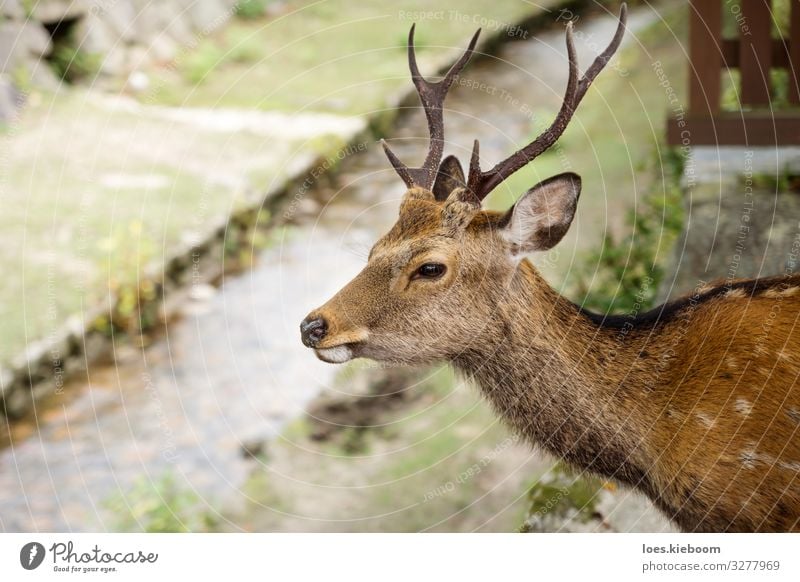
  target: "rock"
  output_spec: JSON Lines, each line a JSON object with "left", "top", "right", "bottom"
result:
{"left": 82, "top": 331, "right": 109, "bottom": 364}
{"left": 0, "top": 75, "right": 20, "bottom": 123}
{"left": 13, "top": 339, "right": 47, "bottom": 373}
{"left": 111, "top": 343, "right": 142, "bottom": 365}
{"left": 265, "top": 1, "right": 287, "bottom": 17}
{"left": 147, "top": 35, "right": 178, "bottom": 63}
{"left": 26, "top": 57, "right": 61, "bottom": 90}
{"left": 92, "top": 0, "right": 137, "bottom": 42}
{"left": 125, "top": 45, "right": 150, "bottom": 72}
{"left": 20, "top": 21, "right": 52, "bottom": 57}
{"left": 32, "top": 0, "right": 88, "bottom": 23}
{"left": 182, "top": 0, "right": 229, "bottom": 33}
{"left": 659, "top": 176, "right": 800, "bottom": 301}
{"left": 63, "top": 354, "right": 87, "bottom": 377}
{"left": 596, "top": 489, "right": 677, "bottom": 532}
{"left": 64, "top": 314, "right": 86, "bottom": 350}
{"left": 31, "top": 378, "right": 57, "bottom": 401}
{"left": 126, "top": 70, "right": 150, "bottom": 93}
{"left": 293, "top": 196, "right": 320, "bottom": 218}
{"left": 4, "top": 386, "right": 32, "bottom": 419}
{"left": 74, "top": 10, "right": 117, "bottom": 58}
{"left": 0, "top": 0, "right": 25, "bottom": 19}
{"left": 188, "top": 283, "right": 216, "bottom": 302}
{"left": 0, "top": 365, "right": 13, "bottom": 399}
{"left": 1, "top": 21, "right": 58, "bottom": 90}
{"left": 0, "top": 22, "right": 51, "bottom": 67}
{"left": 0, "top": 22, "right": 23, "bottom": 68}
{"left": 34, "top": 330, "right": 70, "bottom": 383}
{"left": 240, "top": 438, "right": 267, "bottom": 460}
{"left": 134, "top": 2, "right": 193, "bottom": 47}
{"left": 690, "top": 146, "right": 800, "bottom": 183}
{"left": 98, "top": 46, "right": 128, "bottom": 77}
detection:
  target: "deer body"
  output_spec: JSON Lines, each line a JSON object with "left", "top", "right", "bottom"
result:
{"left": 300, "top": 6, "right": 800, "bottom": 531}
{"left": 455, "top": 258, "right": 800, "bottom": 532}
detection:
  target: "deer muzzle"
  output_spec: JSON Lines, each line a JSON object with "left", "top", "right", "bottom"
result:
{"left": 300, "top": 316, "right": 327, "bottom": 347}
{"left": 299, "top": 307, "right": 370, "bottom": 364}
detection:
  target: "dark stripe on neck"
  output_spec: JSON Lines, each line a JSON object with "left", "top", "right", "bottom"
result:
{"left": 577, "top": 275, "right": 797, "bottom": 331}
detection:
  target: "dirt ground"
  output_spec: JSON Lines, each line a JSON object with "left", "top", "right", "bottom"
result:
{"left": 226, "top": 366, "right": 675, "bottom": 532}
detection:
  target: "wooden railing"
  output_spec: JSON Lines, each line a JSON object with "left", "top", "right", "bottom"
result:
{"left": 667, "top": 0, "right": 800, "bottom": 146}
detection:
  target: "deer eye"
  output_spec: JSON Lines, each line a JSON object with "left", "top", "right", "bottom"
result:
{"left": 415, "top": 263, "right": 446, "bottom": 279}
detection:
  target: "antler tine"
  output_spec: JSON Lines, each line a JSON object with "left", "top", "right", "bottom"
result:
{"left": 576, "top": 3, "right": 627, "bottom": 99}
{"left": 464, "top": 139, "right": 483, "bottom": 203}
{"left": 467, "top": 4, "right": 627, "bottom": 201}
{"left": 564, "top": 20, "right": 580, "bottom": 107}
{"left": 382, "top": 26, "right": 481, "bottom": 190}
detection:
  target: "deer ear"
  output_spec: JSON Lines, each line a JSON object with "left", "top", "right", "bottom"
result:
{"left": 500, "top": 173, "right": 581, "bottom": 256}
{"left": 432, "top": 155, "right": 466, "bottom": 201}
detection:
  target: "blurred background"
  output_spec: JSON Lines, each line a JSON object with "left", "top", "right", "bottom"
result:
{"left": 0, "top": 0, "right": 797, "bottom": 532}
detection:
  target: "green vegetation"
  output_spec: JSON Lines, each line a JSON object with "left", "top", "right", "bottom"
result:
{"left": 721, "top": 68, "right": 796, "bottom": 112}
{"left": 722, "top": 0, "right": 792, "bottom": 38}
{"left": 181, "top": 23, "right": 286, "bottom": 85}
{"left": 746, "top": 170, "right": 793, "bottom": 193}
{"left": 571, "top": 147, "right": 685, "bottom": 315}
{"left": 720, "top": 0, "right": 798, "bottom": 110}
{"left": 49, "top": 44, "right": 102, "bottom": 83}
{"left": 521, "top": 463, "right": 607, "bottom": 532}
{"left": 99, "top": 219, "right": 159, "bottom": 334}
{"left": 225, "top": 28, "right": 264, "bottom": 64}
{"left": 235, "top": 0, "right": 270, "bottom": 21}
{"left": 10, "top": 65, "right": 32, "bottom": 94}
{"left": 46, "top": 22, "right": 102, "bottom": 83}
{"left": 21, "top": 0, "right": 35, "bottom": 18}
{"left": 106, "top": 473, "right": 220, "bottom": 532}
{"left": 182, "top": 42, "right": 225, "bottom": 85}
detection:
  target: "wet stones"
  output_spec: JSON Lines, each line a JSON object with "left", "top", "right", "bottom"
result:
{"left": 31, "top": 0, "right": 89, "bottom": 23}
{"left": 1, "top": 0, "right": 238, "bottom": 87}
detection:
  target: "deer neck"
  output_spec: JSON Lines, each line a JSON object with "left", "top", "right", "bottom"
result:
{"left": 451, "top": 260, "right": 659, "bottom": 488}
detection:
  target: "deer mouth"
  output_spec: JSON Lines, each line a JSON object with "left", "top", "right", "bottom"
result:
{"left": 314, "top": 343, "right": 357, "bottom": 364}
{"left": 310, "top": 327, "right": 369, "bottom": 364}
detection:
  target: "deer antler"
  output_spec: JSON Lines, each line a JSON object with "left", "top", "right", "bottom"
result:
{"left": 382, "top": 25, "right": 481, "bottom": 191}
{"left": 466, "top": 4, "right": 627, "bottom": 201}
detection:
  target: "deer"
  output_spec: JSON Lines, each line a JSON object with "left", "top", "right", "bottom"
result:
{"left": 300, "top": 5, "right": 800, "bottom": 532}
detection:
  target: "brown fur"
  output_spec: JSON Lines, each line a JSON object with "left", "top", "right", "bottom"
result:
{"left": 304, "top": 189, "right": 800, "bottom": 532}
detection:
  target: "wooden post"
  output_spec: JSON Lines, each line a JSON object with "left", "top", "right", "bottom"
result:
{"left": 790, "top": 0, "right": 800, "bottom": 104}
{"left": 689, "top": 0, "right": 722, "bottom": 115}
{"left": 667, "top": 0, "right": 800, "bottom": 146}
{"left": 740, "top": 0, "right": 773, "bottom": 106}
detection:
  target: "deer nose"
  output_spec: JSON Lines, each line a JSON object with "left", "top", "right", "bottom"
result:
{"left": 300, "top": 316, "right": 327, "bottom": 347}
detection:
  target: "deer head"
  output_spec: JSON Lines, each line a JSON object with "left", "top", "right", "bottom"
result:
{"left": 301, "top": 6, "right": 627, "bottom": 365}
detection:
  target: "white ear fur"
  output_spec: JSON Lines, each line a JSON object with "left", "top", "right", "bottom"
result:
{"left": 501, "top": 173, "right": 581, "bottom": 258}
